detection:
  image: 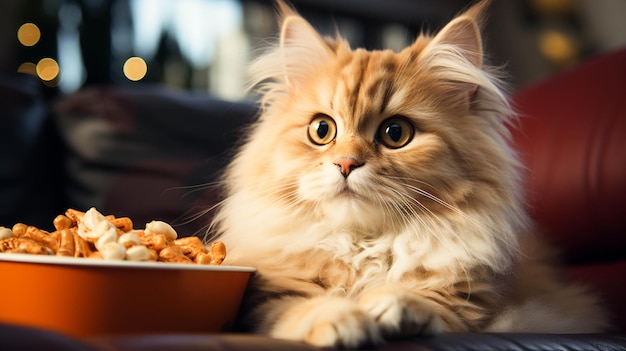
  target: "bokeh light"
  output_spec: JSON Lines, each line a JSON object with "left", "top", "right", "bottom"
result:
{"left": 17, "top": 23, "right": 41, "bottom": 47}
{"left": 17, "top": 62, "right": 38, "bottom": 76}
{"left": 539, "top": 30, "right": 577, "bottom": 65}
{"left": 123, "top": 57, "right": 148, "bottom": 81}
{"left": 36, "top": 58, "right": 60, "bottom": 81}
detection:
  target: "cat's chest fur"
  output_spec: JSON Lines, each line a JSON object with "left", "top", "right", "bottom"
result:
{"left": 259, "top": 236, "right": 396, "bottom": 298}
{"left": 225, "top": 216, "right": 465, "bottom": 297}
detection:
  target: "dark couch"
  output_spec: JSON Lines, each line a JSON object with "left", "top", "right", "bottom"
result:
{"left": 1, "top": 48, "right": 625, "bottom": 350}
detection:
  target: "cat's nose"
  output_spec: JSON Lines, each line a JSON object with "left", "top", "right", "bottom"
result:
{"left": 333, "top": 157, "right": 363, "bottom": 178}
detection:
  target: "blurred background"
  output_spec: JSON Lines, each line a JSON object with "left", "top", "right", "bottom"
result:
{"left": 1, "top": 0, "right": 625, "bottom": 100}
{"left": 1, "top": 0, "right": 625, "bottom": 235}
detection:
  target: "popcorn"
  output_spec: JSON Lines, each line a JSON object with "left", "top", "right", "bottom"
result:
{"left": 145, "top": 220, "right": 178, "bottom": 241}
{"left": 126, "top": 245, "right": 151, "bottom": 261}
{"left": 99, "top": 242, "right": 126, "bottom": 260}
{"left": 77, "top": 207, "right": 114, "bottom": 241}
{"left": 0, "top": 208, "right": 225, "bottom": 265}
{"left": 0, "top": 227, "right": 13, "bottom": 240}
{"left": 118, "top": 232, "right": 142, "bottom": 248}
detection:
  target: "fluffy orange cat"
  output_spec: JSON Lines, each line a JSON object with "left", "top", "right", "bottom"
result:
{"left": 212, "top": 0, "right": 608, "bottom": 347}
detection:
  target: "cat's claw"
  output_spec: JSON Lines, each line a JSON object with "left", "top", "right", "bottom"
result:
{"left": 359, "top": 286, "right": 444, "bottom": 337}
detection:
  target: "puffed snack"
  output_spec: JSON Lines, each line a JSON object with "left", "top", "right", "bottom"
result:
{"left": 0, "top": 207, "right": 226, "bottom": 265}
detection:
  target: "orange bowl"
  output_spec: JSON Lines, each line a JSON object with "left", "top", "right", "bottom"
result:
{"left": 0, "top": 253, "right": 254, "bottom": 337}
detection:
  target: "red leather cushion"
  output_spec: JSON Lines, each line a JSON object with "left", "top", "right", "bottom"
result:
{"left": 511, "top": 48, "right": 626, "bottom": 263}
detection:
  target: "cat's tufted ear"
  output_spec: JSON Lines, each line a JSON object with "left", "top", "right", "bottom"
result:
{"left": 424, "top": 0, "right": 489, "bottom": 68}
{"left": 278, "top": 8, "right": 334, "bottom": 90}
{"left": 413, "top": 0, "right": 491, "bottom": 106}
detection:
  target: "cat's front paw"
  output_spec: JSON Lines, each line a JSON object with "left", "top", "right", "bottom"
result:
{"left": 270, "top": 296, "right": 382, "bottom": 348}
{"left": 358, "top": 285, "right": 444, "bottom": 337}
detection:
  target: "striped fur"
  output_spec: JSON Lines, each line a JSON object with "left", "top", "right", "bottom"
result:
{"left": 211, "top": 1, "right": 608, "bottom": 347}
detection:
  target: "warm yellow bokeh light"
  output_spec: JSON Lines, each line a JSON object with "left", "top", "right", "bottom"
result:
{"left": 123, "top": 57, "right": 148, "bottom": 81}
{"left": 17, "top": 23, "right": 41, "bottom": 47}
{"left": 36, "top": 58, "right": 60, "bottom": 81}
{"left": 539, "top": 30, "right": 577, "bottom": 65}
{"left": 17, "top": 62, "right": 37, "bottom": 76}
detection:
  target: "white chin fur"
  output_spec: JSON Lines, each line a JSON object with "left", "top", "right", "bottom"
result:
{"left": 298, "top": 164, "right": 388, "bottom": 230}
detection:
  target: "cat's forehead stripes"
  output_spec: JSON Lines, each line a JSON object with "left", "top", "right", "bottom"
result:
{"left": 330, "top": 48, "right": 400, "bottom": 133}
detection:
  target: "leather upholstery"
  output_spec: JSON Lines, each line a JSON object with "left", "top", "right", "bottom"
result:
{"left": 88, "top": 333, "right": 626, "bottom": 351}
{"left": 2, "top": 323, "right": 626, "bottom": 351}
{"left": 511, "top": 48, "right": 626, "bottom": 264}
{"left": 511, "top": 48, "right": 626, "bottom": 332}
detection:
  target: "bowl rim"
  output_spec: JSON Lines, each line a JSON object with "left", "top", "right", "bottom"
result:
{"left": 0, "top": 253, "right": 255, "bottom": 272}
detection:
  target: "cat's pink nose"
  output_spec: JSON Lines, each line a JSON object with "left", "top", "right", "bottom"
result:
{"left": 333, "top": 157, "right": 363, "bottom": 178}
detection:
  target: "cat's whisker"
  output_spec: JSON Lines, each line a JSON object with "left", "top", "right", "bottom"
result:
{"left": 396, "top": 181, "right": 491, "bottom": 233}
{"left": 263, "top": 184, "right": 305, "bottom": 209}
{"left": 378, "top": 193, "right": 413, "bottom": 229}
{"left": 177, "top": 202, "right": 222, "bottom": 226}
{"left": 249, "top": 176, "right": 301, "bottom": 196}
{"left": 177, "top": 179, "right": 304, "bottom": 241}
{"left": 153, "top": 182, "right": 227, "bottom": 240}
{"left": 232, "top": 180, "right": 302, "bottom": 207}
{"left": 218, "top": 177, "right": 306, "bottom": 224}
{"left": 399, "top": 184, "right": 517, "bottom": 278}
{"left": 367, "top": 183, "right": 407, "bottom": 224}
{"left": 403, "top": 185, "right": 461, "bottom": 214}
{"left": 385, "top": 176, "right": 468, "bottom": 224}
{"left": 177, "top": 198, "right": 229, "bottom": 239}
{"left": 382, "top": 194, "right": 416, "bottom": 230}
{"left": 374, "top": 186, "right": 477, "bottom": 301}
{"left": 163, "top": 181, "right": 222, "bottom": 200}
{"left": 389, "top": 176, "right": 438, "bottom": 191}
{"left": 378, "top": 184, "right": 433, "bottom": 231}
{"left": 380, "top": 184, "right": 477, "bottom": 272}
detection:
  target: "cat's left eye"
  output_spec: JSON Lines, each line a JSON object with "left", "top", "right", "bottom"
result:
{"left": 377, "top": 117, "right": 415, "bottom": 149}
{"left": 308, "top": 114, "right": 337, "bottom": 145}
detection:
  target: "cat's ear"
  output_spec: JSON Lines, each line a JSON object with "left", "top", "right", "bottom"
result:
{"left": 278, "top": 8, "right": 334, "bottom": 90}
{"left": 415, "top": 1, "right": 490, "bottom": 105}
{"left": 428, "top": 11, "right": 483, "bottom": 68}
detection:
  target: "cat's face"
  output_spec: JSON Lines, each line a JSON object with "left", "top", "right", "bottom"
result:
{"left": 236, "top": 4, "right": 516, "bottom": 231}
{"left": 284, "top": 50, "right": 463, "bottom": 226}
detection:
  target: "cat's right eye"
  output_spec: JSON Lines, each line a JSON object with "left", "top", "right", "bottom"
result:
{"left": 377, "top": 117, "right": 415, "bottom": 149}
{"left": 308, "top": 114, "right": 337, "bottom": 145}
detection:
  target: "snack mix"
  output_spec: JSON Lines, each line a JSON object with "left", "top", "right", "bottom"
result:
{"left": 0, "top": 208, "right": 225, "bottom": 265}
